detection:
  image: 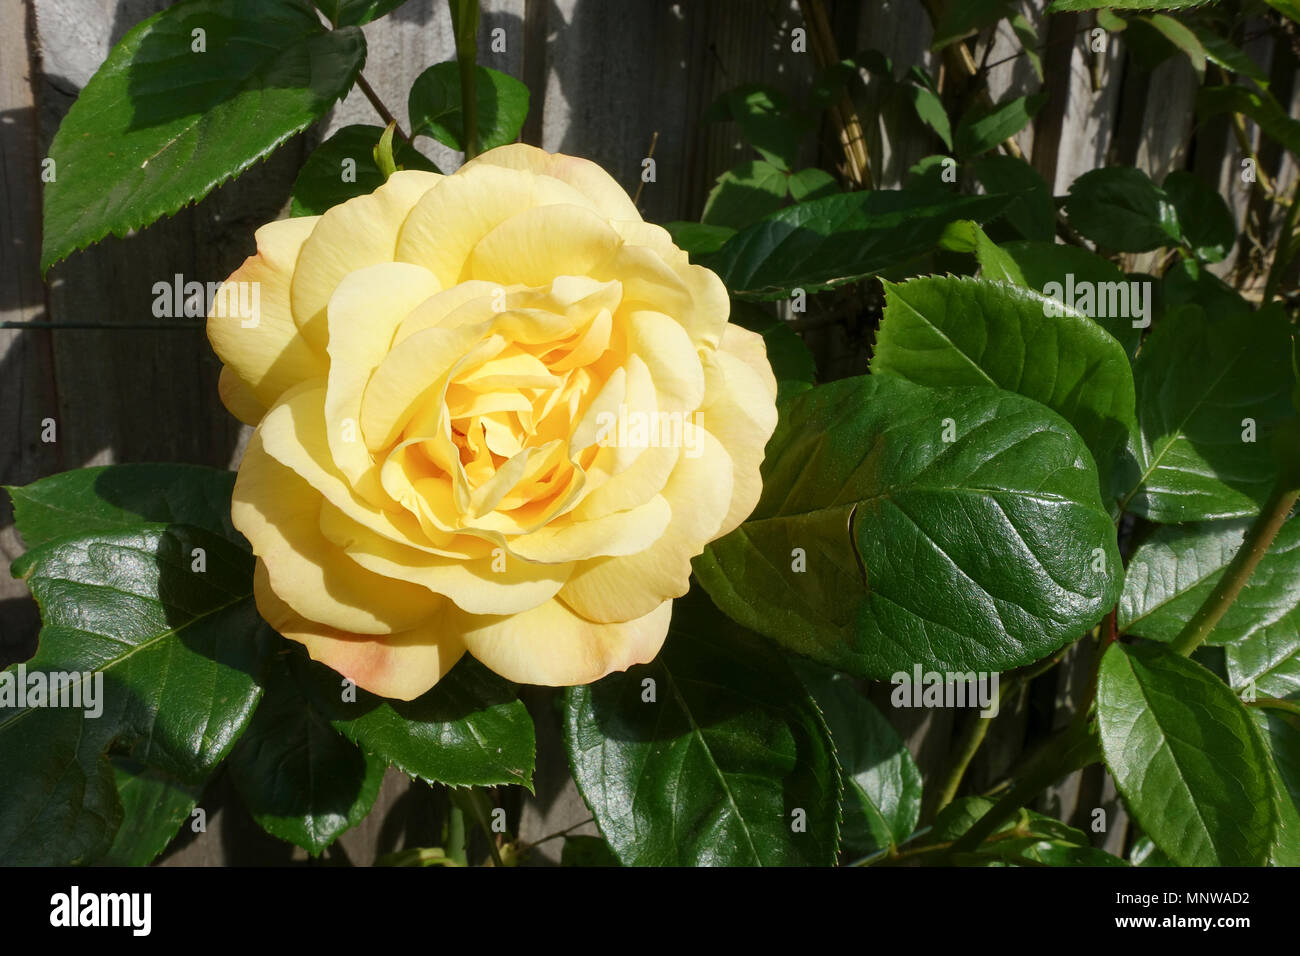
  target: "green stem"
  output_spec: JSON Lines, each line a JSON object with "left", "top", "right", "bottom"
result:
{"left": 1170, "top": 476, "right": 1300, "bottom": 657}
{"left": 1247, "top": 696, "right": 1300, "bottom": 719}
{"left": 448, "top": 0, "right": 480, "bottom": 159}
{"left": 1264, "top": 181, "right": 1299, "bottom": 303}
{"left": 946, "top": 719, "right": 1100, "bottom": 858}
{"left": 931, "top": 710, "right": 997, "bottom": 819}
{"left": 446, "top": 804, "right": 467, "bottom": 866}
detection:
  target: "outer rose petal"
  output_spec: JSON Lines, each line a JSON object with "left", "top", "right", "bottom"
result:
{"left": 207, "top": 216, "right": 328, "bottom": 410}
{"left": 254, "top": 563, "right": 463, "bottom": 702}
{"left": 291, "top": 170, "right": 442, "bottom": 350}
{"left": 464, "top": 144, "right": 641, "bottom": 221}
{"left": 698, "top": 324, "right": 779, "bottom": 536}
{"left": 218, "top": 365, "right": 266, "bottom": 426}
{"left": 455, "top": 596, "right": 672, "bottom": 686}
{"left": 233, "top": 431, "right": 441, "bottom": 634}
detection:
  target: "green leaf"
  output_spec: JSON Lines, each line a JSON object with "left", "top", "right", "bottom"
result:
{"left": 102, "top": 758, "right": 201, "bottom": 866}
{"left": 1198, "top": 85, "right": 1300, "bottom": 157}
{"left": 1229, "top": 623, "right": 1300, "bottom": 703}
{"left": 1048, "top": 0, "right": 1211, "bottom": 10}
{"left": 662, "top": 221, "right": 735, "bottom": 258}
{"left": 701, "top": 189, "right": 1015, "bottom": 299}
{"left": 1141, "top": 14, "right": 1206, "bottom": 77}
{"left": 1162, "top": 256, "right": 1251, "bottom": 318}
{"left": 971, "top": 154, "right": 1057, "bottom": 242}
{"left": 408, "top": 61, "right": 529, "bottom": 153}
{"left": 704, "top": 85, "right": 805, "bottom": 170}
{"left": 1010, "top": 13, "right": 1044, "bottom": 81}
{"left": 931, "top": 0, "right": 1014, "bottom": 49}
{"left": 560, "top": 834, "right": 622, "bottom": 867}
{"left": 873, "top": 275, "right": 1138, "bottom": 497}
{"left": 564, "top": 589, "right": 842, "bottom": 867}
{"left": 6, "top": 463, "right": 242, "bottom": 551}
{"left": 1065, "top": 167, "right": 1182, "bottom": 252}
{"left": 1121, "top": 516, "right": 1300, "bottom": 652}
{"left": 228, "top": 650, "right": 385, "bottom": 855}
{"left": 314, "top": 0, "right": 408, "bottom": 26}
{"left": 787, "top": 168, "right": 841, "bottom": 202}
{"left": 291, "top": 125, "right": 440, "bottom": 216}
{"left": 797, "top": 665, "right": 921, "bottom": 858}
{"left": 954, "top": 93, "right": 1047, "bottom": 159}
{"left": 1129, "top": 835, "right": 1175, "bottom": 866}
{"left": 1249, "top": 707, "right": 1300, "bottom": 866}
{"left": 729, "top": 299, "right": 816, "bottom": 394}
{"left": 1263, "top": 0, "right": 1300, "bottom": 25}
{"left": 303, "top": 654, "right": 536, "bottom": 790}
{"left": 695, "top": 375, "right": 1121, "bottom": 678}
{"left": 40, "top": 0, "right": 365, "bottom": 272}
{"left": 1187, "top": 24, "right": 1269, "bottom": 86}
{"left": 1162, "top": 170, "right": 1234, "bottom": 263}
{"left": 1, "top": 466, "right": 268, "bottom": 865}
{"left": 701, "top": 160, "right": 788, "bottom": 230}
{"left": 928, "top": 796, "right": 1122, "bottom": 865}
{"left": 940, "top": 220, "right": 1026, "bottom": 285}
{"left": 907, "top": 84, "right": 953, "bottom": 150}
{"left": 1097, "top": 642, "right": 1276, "bottom": 867}
{"left": 998, "top": 240, "right": 1145, "bottom": 357}
{"left": 1119, "top": 305, "right": 1296, "bottom": 521}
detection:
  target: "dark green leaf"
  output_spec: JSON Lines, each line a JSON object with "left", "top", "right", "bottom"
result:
{"left": 102, "top": 758, "right": 201, "bottom": 866}
{"left": 701, "top": 160, "right": 788, "bottom": 230}
{"left": 702, "top": 189, "right": 1015, "bottom": 299}
{"left": 304, "top": 654, "right": 536, "bottom": 790}
{"left": 703, "top": 85, "right": 805, "bottom": 170}
{"left": 314, "top": 0, "right": 408, "bottom": 25}
{"left": 408, "top": 62, "right": 529, "bottom": 153}
{"left": 291, "top": 124, "right": 440, "bottom": 216}
{"left": 1162, "top": 256, "right": 1250, "bottom": 318}
{"left": 907, "top": 84, "right": 953, "bottom": 150}
{"left": 1065, "top": 167, "right": 1181, "bottom": 252}
{"left": 1048, "top": 0, "right": 1209, "bottom": 9}
{"left": 998, "top": 240, "right": 1144, "bottom": 357}
{"left": 1188, "top": 24, "right": 1269, "bottom": 85}
{"left": 1119, "top": 305, "right": 1296, "bottom": 521}
{"left": 873, "top": 275, "right": 1138, "bottom": 497}
{"left": 564, "top": 589, "right": 841, "bottom": 866}
{"left": 695, "top": 376, "right": 1121, "bottom": 678}
{"left": 787, "top": 168, "right": 840, "bottom": 202}
{"left": 6, "top": 463, "right": 241, "bottom": 551}
{"left": 931, "top": 0, "right": 1014, "bottom": 48}
{"left": 1249, "top": 707, "right": 1300, "bottom": 866}
{"left": 229, "top": 650, "right": 385, "bottom": 855}
{"left": 662, "top": 221, "right": 735, "bottom": 258}
{"left": 41, "top": 0, "right": 365, "bottom": 271}
{"left": 1197, "top": 85, "right": 1300, "bottom": 157}
{"left": 1163, "top": 170, "right": 1235, "bottom": 263}
{"left": 728, "top": 299, "right": 816, "bottom": 393}
{"left": 797, "top": 665, "right": 921, "bottom": 857}
{"left": 1, "top": 466, "right": 267, "bottom": 865}
{"left": 560, "top": 834, "right": 621, "bottom": 867}
{"left": 971, "top": 154, "right": 1056, "bottom": 242}
{"left": 954, "top": 93, "right": 1047, "bottom": 159}
{"left": 1097, "top": 642, "right": 1276, "bottom": 867}
{"left": 1121, "top": 516, "right": 1300, "bottom": 653}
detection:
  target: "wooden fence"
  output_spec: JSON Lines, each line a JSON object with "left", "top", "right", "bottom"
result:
{"left": 2, "top": 0, "right": 1296, "bottom": 864}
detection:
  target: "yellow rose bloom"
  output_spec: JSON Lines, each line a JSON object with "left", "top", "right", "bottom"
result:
{"left": 207, "top": 144, "right": 777, "bottom": 700}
